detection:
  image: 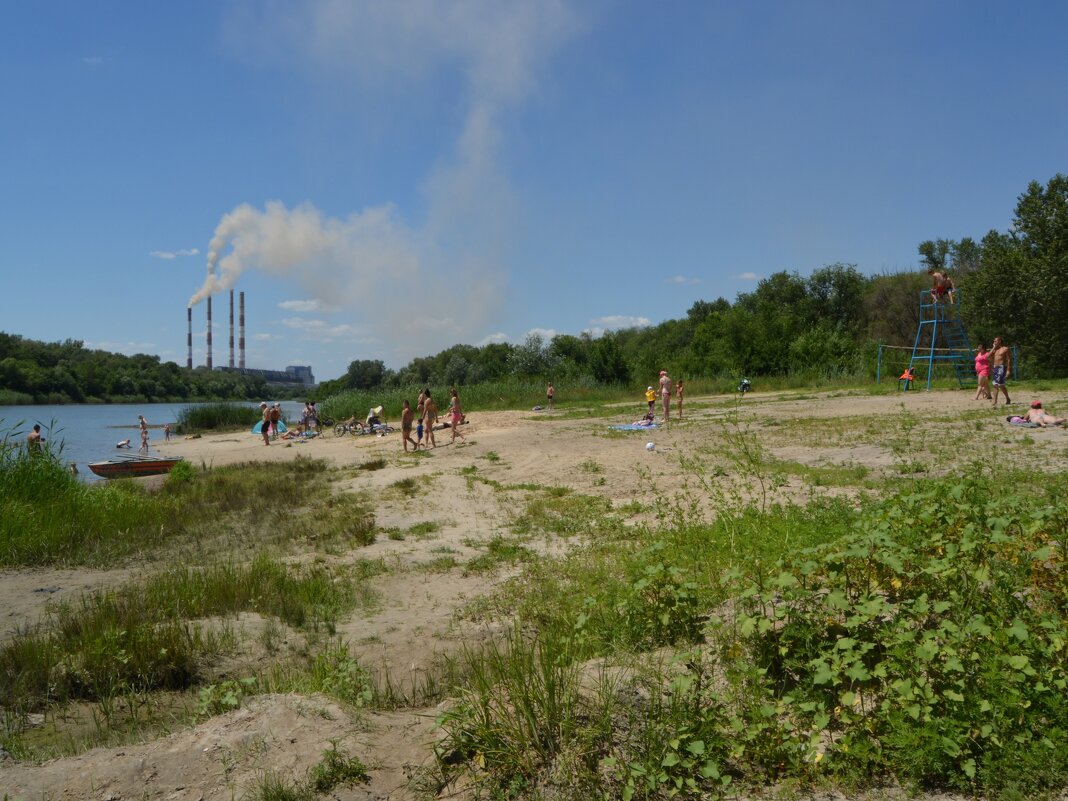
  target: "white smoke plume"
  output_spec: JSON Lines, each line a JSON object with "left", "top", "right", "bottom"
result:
{"left": 191, "top": 1, "right": 581, "bottom": 358}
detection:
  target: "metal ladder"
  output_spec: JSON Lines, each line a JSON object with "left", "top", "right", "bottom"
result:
{"left": 906, "top": 290, "right": 976, "bottom": 391}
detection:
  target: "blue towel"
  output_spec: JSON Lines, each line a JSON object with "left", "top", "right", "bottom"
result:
{"left": 611, "top": 423, "right": 658, "bottom": 431}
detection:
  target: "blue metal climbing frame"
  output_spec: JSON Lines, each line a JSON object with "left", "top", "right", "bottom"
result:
{"left": 906, "top": 290, "right": 976, "bottom": 392}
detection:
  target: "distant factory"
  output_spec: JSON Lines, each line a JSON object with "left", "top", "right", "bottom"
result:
{"left": 186, "top": 290, "right": 315, "bottom": 387}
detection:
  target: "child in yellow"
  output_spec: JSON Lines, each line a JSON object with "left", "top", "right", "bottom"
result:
{"left": 645, "top": 386, "right": 656, "bottom": 412}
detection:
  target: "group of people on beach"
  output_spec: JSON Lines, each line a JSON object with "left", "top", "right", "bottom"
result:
{"left": 973, "top": 337, "right": 1014, "bottom": 406}
{"left": 643, "top": 372, "right": 684, "bottom": 421}
{"left": 259, "top": 402, "right": 284, "bottom": 445}
{"left": 399, "top": 387, "right": 466, "bottom": 452}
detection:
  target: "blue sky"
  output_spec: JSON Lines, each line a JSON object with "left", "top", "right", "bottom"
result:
{"left": 2, "top": 1, "right": 1066, "bottom": 381}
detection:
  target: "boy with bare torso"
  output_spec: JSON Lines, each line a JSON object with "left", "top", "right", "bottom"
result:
{"left": 989, "top": 337, "right": 1011, "bottom": 406}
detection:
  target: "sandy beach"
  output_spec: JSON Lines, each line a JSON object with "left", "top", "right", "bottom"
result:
{"left": 4, "top": 386, "right": 1067, "bottom": 800}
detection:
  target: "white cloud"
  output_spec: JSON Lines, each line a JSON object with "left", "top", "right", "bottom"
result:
{"left": 278, "top": 299, "right": 323, "bottom": 313}
{"left": 666, "top": 275, "right": 700, "bottom": 285}
{"left": 252, "top": 332, "right": 279, "bottom": 341}
{"left": 87, "top": 340, "right": 156, "bottom": 354}
{"left": 736, "top": 271, "right": 759, "bottom": 281}
{"left": 281, "top": 317, "right": 365, "bottom": 339}
{"left": 589, "top": 315, "right": 651, "bottom": 329}
{"left": 525, "top": 327, "right": 557, "bottom": 342}
{"left": 150, "top": 248, "right": 199, "bottom": 260}
{"left": 477, "top": 332, "right": 510, "bottom": 346}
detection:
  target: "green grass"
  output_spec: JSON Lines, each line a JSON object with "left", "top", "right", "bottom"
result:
{"left": 436, "top": 471, "right": 1068, "bottom": 799}
{"left": 0, "top": 554, "right": 366, "bottom": 714}
{"left": 0, "top": 448, "right": 333, "bottom": 567}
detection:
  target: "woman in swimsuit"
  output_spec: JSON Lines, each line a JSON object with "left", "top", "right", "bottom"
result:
{"left": 974, "top": 345, "right": 991, "bottom": 400}
{"left": 423, "top": 391, "right": 438, "bottom": 449}
{"left": 449, "top": 389, "right": 466, "bottom": 444}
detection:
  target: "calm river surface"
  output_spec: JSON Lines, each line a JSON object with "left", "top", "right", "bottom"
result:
{"left": 1, "top": 401, "right": 305, "bottom": 480}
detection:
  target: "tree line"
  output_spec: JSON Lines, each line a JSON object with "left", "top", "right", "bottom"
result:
{"left": 4, "top": 175, "right": 1064, "bottom": 405}
{"left": 0, "top": 334, "right": 282, "bottom": 405}
{"left": 324, "top": 174, "right": 1067, "bottom": 394}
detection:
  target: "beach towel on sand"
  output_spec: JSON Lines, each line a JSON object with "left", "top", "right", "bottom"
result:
{"left": 611, "top": 423, "right": 659, "bottom": 431}
{"left": 1006, "top": 416, "right": 1040, "bottom": 428}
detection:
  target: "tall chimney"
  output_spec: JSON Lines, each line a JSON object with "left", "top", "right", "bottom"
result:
{"left": 206, "top": 295, "right": 213, "bottom": 370}
{"left": 239, "top": 291, "right": 246, "bottom": 369}
{"left": 228, "top": 290, "right": 235, "bottom": 368}
{"left": 186, "top": 307, "right": 193, "bottom": 370}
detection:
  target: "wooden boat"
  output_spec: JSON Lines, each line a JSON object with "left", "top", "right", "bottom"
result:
{"left": 87, "top": 455, "right": 183, "bottom": 479}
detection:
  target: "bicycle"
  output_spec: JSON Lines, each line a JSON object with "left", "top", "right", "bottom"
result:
{"left": 334, "top": 418, "right": 363, "bottom": 437}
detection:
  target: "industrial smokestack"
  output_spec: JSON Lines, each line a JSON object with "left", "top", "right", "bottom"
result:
{"left": 239, "top": 291, "right": 245, "bottom": 369}
{"left": 228, "top": 290, "right": 235, "bottom": 369}
{"left": 186, "top": 307, "right": 193, "bottom": 370}
{"left": 206, "top": 295, "right": 213, "bottom": 370}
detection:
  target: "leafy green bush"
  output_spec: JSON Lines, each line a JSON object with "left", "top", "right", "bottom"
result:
{"left": 720, "top": 474, "right": 1068, "bottom": 794}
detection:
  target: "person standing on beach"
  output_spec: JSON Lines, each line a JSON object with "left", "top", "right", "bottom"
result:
{"left": 659, "top": 370, "right": 672, "bottom": 422}
{"left": 974, "top": 345, "right": 991, "bottom": 401}
{"left": 645, "top": 386, "right": 656, "bottom": 413}
{"left": 417, "top": 388, "right": 427, "bottom": 420}
{"left": 546, "top": 382, "right": 554, "bottom": 411}
{"left": 990, "top": 337, "right": 1012, "bottom": 406}
{"left": 449, "top": 389, "right": 466, "bottom": 445}
{"left": 400, "top": 400, "right": 418, "bottom": 452}
{"left": 270, "top": 403, "right": 282, "bottom": 438}
{"left": 675, "top": 379, "right": 684, "bottom": 420}
{"left": 260, "top": 402, "right": 271, "bottom": 446}
{"left": 423, "top": 390, "right": 438, "bottom": 449}
{"left": 138, "top": 415, "right": 149, "bottom": 452}
{"left": 163, "top": 423, "right": 172, "bottom": 441}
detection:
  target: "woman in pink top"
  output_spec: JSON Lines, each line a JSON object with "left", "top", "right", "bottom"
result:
{"left": 974, "top": 344, "right": 991, "bottom": 401}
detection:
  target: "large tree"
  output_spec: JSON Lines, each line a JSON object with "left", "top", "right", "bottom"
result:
{"left": 963, "top": 174, "right": 1068, "bottom": 375}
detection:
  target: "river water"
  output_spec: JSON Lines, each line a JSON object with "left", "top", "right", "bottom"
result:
{"left": 1, "top": 401, "right": 306, "bottom": 481}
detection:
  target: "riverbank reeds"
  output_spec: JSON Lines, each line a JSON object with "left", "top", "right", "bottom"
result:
{"left": 174, "top": 401, "right": 261, "bottom": 434}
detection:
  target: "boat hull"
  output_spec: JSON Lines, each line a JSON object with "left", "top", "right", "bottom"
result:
{"left": 88, "top": 458, "right": 182, "bottom": 478}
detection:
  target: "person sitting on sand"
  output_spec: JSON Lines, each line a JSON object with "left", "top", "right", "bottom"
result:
{"left": 632, "top": 411, "right": 656, "bottom": 427}
{"left": 1024, "top": 401, "right": 1066, "bottom": 427}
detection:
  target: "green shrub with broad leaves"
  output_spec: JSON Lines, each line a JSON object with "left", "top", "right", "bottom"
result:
{"left": 439, "top": 473, "right": 1068, "bottom": 799}
{"left": 714, "top": 474, "right": 1068, "bottom": 795}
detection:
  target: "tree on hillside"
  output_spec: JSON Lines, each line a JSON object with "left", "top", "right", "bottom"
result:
{"left": 962, "top": 174, "right": 1068, "bottom": 375}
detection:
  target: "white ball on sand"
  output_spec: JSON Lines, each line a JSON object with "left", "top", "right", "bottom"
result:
{"left": 646, "top": 442, "right": 655, "bottom": 451}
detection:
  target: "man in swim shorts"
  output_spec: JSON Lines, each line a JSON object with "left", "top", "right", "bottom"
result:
{"left": 989, "top": 337, "right": 1011, "bottom": 406}
{"left": 928, "top": 268, "right": 955, "bottom": 304}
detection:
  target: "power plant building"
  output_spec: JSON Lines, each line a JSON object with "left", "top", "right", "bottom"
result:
{"left": 187, "top": 290, "right": 316, "bottom": 387}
